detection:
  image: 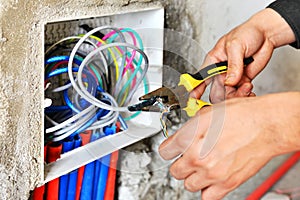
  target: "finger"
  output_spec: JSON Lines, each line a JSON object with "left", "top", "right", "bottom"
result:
{"left": 209, "top": 75, "right": 226, "bottom": 103}
{"left": 190, "top": 83, "right": 206, "bottom": 99}
{"left": 235, "top": 82, "right": 253, "bottom": 97}
{"left": 159, "top": 117, "right": 201, "bottom": 160}
{"left": 249, "top": 92, "right": 256, "bottom": 97}
{"left": 244, "top": 41, "right": 273, "bottom": 79}
{"left": 191, "top": 48, "right": 227, "bottom": 99}
{"left": 184, "top": 172, "right": 211, "bottom": 192}
{"left": 224, "top": 86, "right": 237, "bottom": 99}
{"left": 225, "top": 82, "right": 253, "bottom": 99}
{"left": 169, "top": 155, "right": 195, "bottom": 180}
{"left": 159, "top": 108, "right": 210, "bottom": 160}
{"left": 201, "top": 184, "right": 229, "bottom": 200}
{"left": 225, "top": 40, "right": 245, "bottom": 86}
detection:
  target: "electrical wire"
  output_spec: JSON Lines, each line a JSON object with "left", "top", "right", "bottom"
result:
{"left": 44, "top": 26, "right": 149, "bottom": 142}
{"left": 69, "top": 42, "right": 148, "bottom": 112}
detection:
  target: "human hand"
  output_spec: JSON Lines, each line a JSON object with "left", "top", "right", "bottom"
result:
{"left": 159, "top": 92, "right": 300, "bottom": 200}
{"left": 191, "top": 8, "right": 296, "bottom": 103}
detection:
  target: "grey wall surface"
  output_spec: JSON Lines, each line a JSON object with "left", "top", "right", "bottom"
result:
{"left": 0, "top": 0, "right": 299, "bottom": 199}
{"left": 0, "top": 1, "right": 156, "bottom": 199}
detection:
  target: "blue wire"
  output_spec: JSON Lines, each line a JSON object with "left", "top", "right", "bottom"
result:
{"left": 63, "top": 77, "right": 96, "bottom": 114}
{"left": 45, "top": 105, "right": 70, "bottom": 113}
{"left": 45, "top": 55, "right": 82, "bottom": 66}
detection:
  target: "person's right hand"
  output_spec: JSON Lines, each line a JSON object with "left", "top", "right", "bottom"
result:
{"left": 191, "top": 8, "right": 296, "bottom": 103}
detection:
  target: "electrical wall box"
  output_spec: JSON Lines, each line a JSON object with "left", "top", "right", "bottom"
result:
{"left": 43, "top": 7, "right": 164, "bottom": 184}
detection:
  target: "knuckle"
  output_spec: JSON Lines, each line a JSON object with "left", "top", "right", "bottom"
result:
{"left": 169, "top": 164, "right": 183, "bottom": 180}
{"left": 206, "top": 51, "right": 216, "bottom": 60}
{"left": 206, "top": 170, "right": 217, "bottom": 180}
{"left": 190, "top": 157, "right": 203, "bottom": 168}
{"left": 225, "top": 38, "right": 240, "bottom": 49}
{"left": 173, "top": 136, "right": 192, "bottom": 153}
{"left": 224, "top": 177, "right": 240, "bottom": 190}
{"left": 206, "top": 49, "right": 224, "bottom": 62}
{"left": 203, "top": 190, "right": 225, "bottom": 200}
{"left": 202, "top": 187, "right": 228, "bottom": 200}
{"left": 184, "top": 180, "right": 200, "bottom": 193}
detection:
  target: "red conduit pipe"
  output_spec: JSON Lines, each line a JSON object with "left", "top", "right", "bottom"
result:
{"left": 246, "top": 151, "right": 300, "bottom": 200}
{"left": 104, "top": 151, "right": 119, "bottom": 200}
{"left": 104, "top": 122, "right": 121, "bottom": 200}
{"left": 45, "top": 143, "right": 62, "bottom": 200}
{"left": 32, "top": 146, "right": 48, "bottom": 199}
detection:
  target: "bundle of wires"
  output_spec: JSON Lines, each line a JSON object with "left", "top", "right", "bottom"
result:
{"left": 44, "top": 26, "right": 149, "bottom": 143}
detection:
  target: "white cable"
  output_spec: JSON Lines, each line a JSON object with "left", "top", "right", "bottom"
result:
{"left": 74, "top": 42, "right": 148, "bottom": 111}
{"left": 46, "top": 26, "right": 148, "bottom": 142}
{"left": 67, "top": 26, "right": 147, "bottom": 112}
{"left": 51, "top": 93, "right": 119, "bottom": 142}
{"left": 51, "top": 107, "right": 96, "bottom": 136}
{"left": 46, "top": 105, "right": 95, "bottom": 133}
{"left": 46, "top": 36, "right": 97, "bottom": 55}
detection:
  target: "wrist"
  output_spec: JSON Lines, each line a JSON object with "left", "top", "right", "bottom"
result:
{"left": 249, "top": 8, "right": 296, "bottom": 48}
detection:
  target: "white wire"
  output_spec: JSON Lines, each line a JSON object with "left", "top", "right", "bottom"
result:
{"left": 45, "top": 36, "right": 110, "bottom": 82}
{"left": 67, "top": 26, "right": 125, "bottom": 111}
{"left": 46, "top": 36, "right": 97, "bottom": 55}
{"left": 67, "top": 26, "right": 148, "bottom": 112}
{"left": 46, "top": 26, "right": 148, "bottom": 142}
{"left": 51, "top": 108, "right": 96, "bottom": 136}
{"left": 45, "top": 115, "right": 59, "bottom": 126}
{"left": 74, "top": 42, "right": 148, "bottom": 111}
{"left": 46, "top": 105, "right": 95, "bottom": 133}
{"left": 88, "top": 93, "right": 119, "bottom": 130}
{"left": 51, "top": 82, "right": 73, "bottom": 93}
{"left": 51, "top": 93, "right": 119, "bottom": 142}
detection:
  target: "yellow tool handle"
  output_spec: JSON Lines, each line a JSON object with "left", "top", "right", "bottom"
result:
{"left": 179, "top": 57, "right": 254, "bottom": 116}
{"left": 178, "top": 63, "right": 231, "bottom": 92}
{"left": 183, "top": 98, "right": 211, "bottom": 117}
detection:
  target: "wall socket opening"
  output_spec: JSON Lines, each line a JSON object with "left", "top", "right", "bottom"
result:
{"left": 43, "top": 7, "right": 164, "bottom": 184}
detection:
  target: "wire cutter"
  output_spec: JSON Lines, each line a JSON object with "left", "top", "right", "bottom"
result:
{"left": 128, "top": 57, "right": 254, "bottom": 117}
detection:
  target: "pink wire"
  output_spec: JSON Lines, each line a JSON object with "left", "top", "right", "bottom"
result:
{"left": 97, "top": 29, "right": 138, "bottom": 77}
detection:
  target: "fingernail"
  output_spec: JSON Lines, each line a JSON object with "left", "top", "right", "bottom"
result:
{"left": 225, "top": 74, "right": 235, "bottom": 85}
{"left": 243, "top": 84, "right": 252, "bottom": 95}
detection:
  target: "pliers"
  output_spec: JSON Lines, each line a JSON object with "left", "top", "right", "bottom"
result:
{"left": 128, "top": 57, "right": 254, "bottom": 117}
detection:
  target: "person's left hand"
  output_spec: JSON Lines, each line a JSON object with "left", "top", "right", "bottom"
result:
{"left": 159, "top": 93, "right": 299, "bottom": 200}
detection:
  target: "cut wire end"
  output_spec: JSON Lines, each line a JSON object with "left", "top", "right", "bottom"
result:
{"left": 155, "top": 99, "right": 179, "bottom": 138}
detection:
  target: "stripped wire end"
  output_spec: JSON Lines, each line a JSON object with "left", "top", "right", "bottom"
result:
{"left": 154, "top": 98, "right": 173, "bottom": 138}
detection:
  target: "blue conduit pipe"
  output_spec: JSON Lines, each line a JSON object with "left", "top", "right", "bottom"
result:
{"left": 95, "top": 126, "right": 116, "bottom": 200}
{"left": 67, "top": 135, "right": 82, "bottom": 200}
{"left": 79, "top": 132, "right": 98, "bottom": 200}
{"left": 59, "top": 140, "right": 74, "bottom": 200}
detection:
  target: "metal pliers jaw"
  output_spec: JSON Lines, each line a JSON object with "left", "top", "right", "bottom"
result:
{"left": 127, "top": 87, "right": 180, "bottom": 112}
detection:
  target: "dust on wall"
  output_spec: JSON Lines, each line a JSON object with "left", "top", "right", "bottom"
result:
{"left": 0, "top": 0, "right": 160, "bottom": 199}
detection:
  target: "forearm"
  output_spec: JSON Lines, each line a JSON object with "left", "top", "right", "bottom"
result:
{"left": 268, "top": 0, "right": 300, "bottom": 48}
{"left": 265, "top": 92, "right": 300, "bottom": 154}
{"left": 248, "top": 8, "right": 296, "bottom": 48}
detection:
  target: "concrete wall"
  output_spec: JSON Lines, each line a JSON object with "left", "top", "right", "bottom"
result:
{"left": 0, "top": 1, "right": 158, "bottom": 199}
{"left": 0, "top": 0, "right": 299, "bottom": 199}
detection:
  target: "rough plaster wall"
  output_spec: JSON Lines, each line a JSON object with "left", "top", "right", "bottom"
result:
{"left": 0, "top": 0, "right": 159, "bottom": 199}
